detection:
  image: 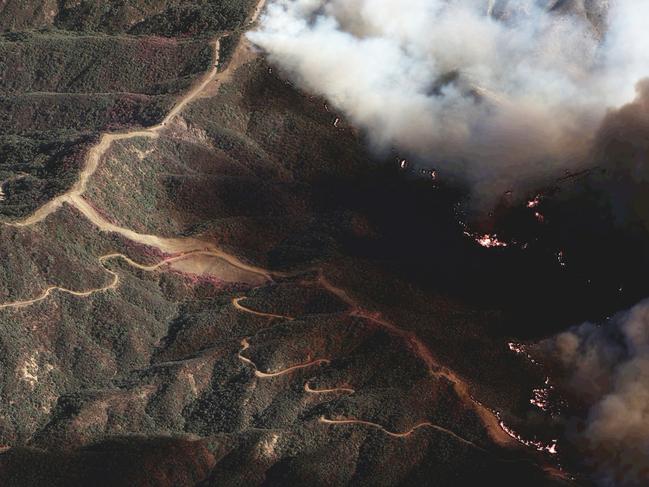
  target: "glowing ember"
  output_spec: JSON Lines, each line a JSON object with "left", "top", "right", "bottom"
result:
{"left": 497, "top": 413, "right": 559, "bottom": 455}
{"left": 504, "top": 346, "right": 564, "bottom": 456}
{"left": 418, "top": 168, "right": 438, "bottom": 181}
{"left": 399, "top": 159, "right": 408, "bottom": 170}
{"left": 509, "top": 344, "right": 568, "bottom": 415}
{"left": 459, "top": 219, "right": 517, "bottom": 250}
{"left": 527, "top": 195, "right": 542, "bottom": 208}
{"left": 530, "top": 386, "right": 551, "bottom": 411}
{"left": 476, "top": 234, "right": 508, "bottom": 248}
{"left": 508, "top": 342, "right": 525, "bottom": 354}
{"left": 507, "top": 342, "right": 537, "bottom": 364}
{"left": 534, "top": 212, "right": 545, "bottom": 223}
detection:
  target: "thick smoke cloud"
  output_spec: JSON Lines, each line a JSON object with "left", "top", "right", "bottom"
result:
{"left": 541, "top": 298, "right": 649, "bottom": 486}
{"left": 592, "top": 79, "right": 649, "bottom": 228}
{"left": 541, "top": 83, "right": 649, "bottom": 480}
{"left": 249, "top": 0, "right": 649, "bottom": 204}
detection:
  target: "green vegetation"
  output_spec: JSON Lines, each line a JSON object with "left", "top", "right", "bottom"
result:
{"left": 0, "top": 32, "right": 212, "bottom": 94}
{"left": 0, "top": 93, "right": 174, "bottom": 134}
{"left": 0, "top": 133, "right": 95, "bottom": 219}
{"left": 216, "top": 32, "right": 240, "bottom": 72}
{"left": 129, "top": 0, "right": 257, "bottom": 37}
{"left": 0, "top": 15, "right": 216, "bottom": 220}
{"left": 0, "top": 0, "right": 257, "bottom": 36}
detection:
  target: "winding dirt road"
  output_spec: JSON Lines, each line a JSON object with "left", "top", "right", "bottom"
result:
{"left": 303, "top": 382, "right": 355, "bottom": 395}
{"left": 238, "top": 338, "right": 330, "bottom": 378}
{"left": 9, "top": 37, "right": 220, "bottom": 230}
{"left": 0, "top": 0, "right": 274, "bottom": 310}
{"left": 232, "top": 297, "right": 295, "bottom": 321}
{"left": 0, "top": 0, "right": 523, "bottom": 464}
{"left": 319, "top": 416, "right": 486, "bottom": 449}
{"left": 236, "top": 317, "right": 487, "bottom": 449}
{"left": 230, "top": 280, "right": 505, "bottom": 450}
{"left": 232, "top": 299, "right": 353, "bottom": 390}
{"left": 0, "top": 251, "right": 232, "bottom": 310}
{"left": 68, "top": 195, "right": 272, "bottom": 280}
{"left": 317, "top": 273, "right": 513, "bottom": 447}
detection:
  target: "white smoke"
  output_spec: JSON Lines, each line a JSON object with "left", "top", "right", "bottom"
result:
{"left": 541, "top": 300, "right": 649, "bottom": 486}
{"left": 249, "top": 0, "right": 649, "bottom": 203}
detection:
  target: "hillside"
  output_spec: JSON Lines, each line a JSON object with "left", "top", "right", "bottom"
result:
{"left": 0, "top": 1, "right": 625, "bottom": 486}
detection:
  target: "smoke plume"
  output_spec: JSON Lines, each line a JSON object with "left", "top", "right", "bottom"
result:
{"left": 541, "top": 299, "right": 649, "bottom": 486}
{"left": 249, "top": 2, "right": 649, "bottom": 482}
{"left": 249, "top": 0, "right": 649, "bottom": 204}
{"left": 591, "top": 79, "right": 649, "bottom": 229}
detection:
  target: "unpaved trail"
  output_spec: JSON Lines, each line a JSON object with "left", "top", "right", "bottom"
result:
{"left": 304, "top": 382, "right": 355, "bottom": 395}
{"left": 0, "top": 251, "right": 218, "bottom": 311}
{"left": 9, "top": 39, "right": 221, "bottom": 229}
{"left": 318, "top": 274, "right": 441, "bottom": 373}
{"left": 230, "top": 271, "right": 513, "bottom": 447}
{"left": 10, "top": 71, "right": 201, "bottom": 228}
{"left": 251, "top": 0, "right": 268, "bottom": 23}
{"left": 208, "top": 294, "right": 489, "bottom": 450}
{"left": 19, "top": 0, "right": 268, "bottom": 231}
{"left": 232, "top": 297, "right": 295, "bottom": 321}
{"left": 231, "top": 295, "right": 354, "bottom": 391}
{"left": 0, "top": 0, "right": 274, "bottom": 309}
{"left": 0, "top": 0, "right": 520, "bottom": 465}
{"left": 317, "top": 273, "right": 514, "bottom": 447}
{"left": 6, "top": 0, "right": 270, "bottom": 251}
{"left": 230, "top": 274, "right": 511, "bottom": 448}
{"left": 238, "top": 338, "right": 330, "bottom": 378}
{"left": 68, "top": 195, "right": 272, "bottom": 280}
{"left": 319, "top": 416, "right": 486, "bottom": 449}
